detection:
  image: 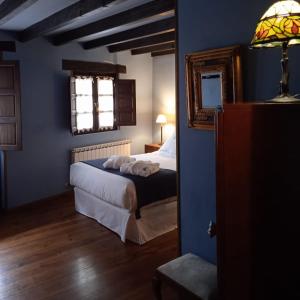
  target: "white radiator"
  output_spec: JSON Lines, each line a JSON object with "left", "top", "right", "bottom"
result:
{"left": 71, "top": 140, "right": 131, "bottom": 163}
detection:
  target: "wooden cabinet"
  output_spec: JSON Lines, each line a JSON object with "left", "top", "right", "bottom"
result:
{"left": 216, "top": 103, "right": 300, "bottom": 300}
{"left": 145, "top": 143, "right": 160, "bottom": 153}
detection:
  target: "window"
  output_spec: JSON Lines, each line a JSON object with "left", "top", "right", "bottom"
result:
{"left": 98, "top": 78, "right": 114, "bottom": 128}
{"left": 74, "top": 77, "right": 93, "bottom": 131}
{"left": 65, "top": 59, "right": 136, "bottom": 135}
{"left": 71, "top": 75, "right": 116, "bottom": 135}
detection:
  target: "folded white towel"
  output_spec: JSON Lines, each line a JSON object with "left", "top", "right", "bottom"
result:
{"left": 103, "top": 155, "right": 136, "bottom": 169}
{"left": 120, "top": 160, "right": 160, "bottom": 177}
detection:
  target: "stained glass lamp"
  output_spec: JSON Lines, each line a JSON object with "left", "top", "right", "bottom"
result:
{"left": 251, "top": 0, "right": 300, "bottom": 102}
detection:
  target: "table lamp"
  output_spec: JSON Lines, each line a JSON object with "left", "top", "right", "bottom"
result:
{"left": 250, "top": 0, "right": 300, "bottom": 102}
{"left": 156, "top": 114, "right": 167, "bottom": 145}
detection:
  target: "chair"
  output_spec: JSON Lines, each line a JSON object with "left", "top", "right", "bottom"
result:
{"left": 153, "top": 253, "right": 217, "bottom": 300}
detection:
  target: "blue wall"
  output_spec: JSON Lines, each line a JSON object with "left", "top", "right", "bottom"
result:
{"left": 0, "top": 31, "right": 153, "bottom": 208}
{"left": 177, "top": 0, "right": 300, "bottom": 263}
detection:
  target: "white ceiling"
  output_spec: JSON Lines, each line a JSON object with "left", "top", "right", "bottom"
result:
{"left": 74, "top": 12, "right": 173, "bottom": 43}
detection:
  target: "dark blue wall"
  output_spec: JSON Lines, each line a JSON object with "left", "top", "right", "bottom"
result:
{"left": 0, "top": 31, "right": 151, "bottom": 208}
{"left": 3, "top": 36, "right": 117, "bottom": 208}
{"left": 177, "top": 0, "right": 300, "bottom": 263}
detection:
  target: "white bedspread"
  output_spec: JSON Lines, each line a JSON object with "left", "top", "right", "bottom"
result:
{"left": 70, "top": 151, "right": 176, "bottom": 212}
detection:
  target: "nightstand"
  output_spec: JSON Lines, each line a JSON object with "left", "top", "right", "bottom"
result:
{"left": 145, "top": 143, "right": 161, "bottom": 153}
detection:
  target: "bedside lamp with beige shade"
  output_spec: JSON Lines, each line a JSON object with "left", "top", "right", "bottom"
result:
{"left": 156, "top": 114, "right": 167, "bottom": 145}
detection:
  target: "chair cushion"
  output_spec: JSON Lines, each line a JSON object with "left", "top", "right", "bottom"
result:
{"left": 157, "top": 253, "right": 217, "bottom": 300}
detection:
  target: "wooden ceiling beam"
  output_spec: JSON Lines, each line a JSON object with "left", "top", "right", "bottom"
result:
{"left": 0, "top": 41, "right": 16, "bottom": 60}
{"left": 18, "top": 0, "right": 117, "bottom": 42}
{"left": 131, "top": 42, "right": 175, "bottom": 55}
{"left": 0, "top": 0, "right": 38, "bottom": 25}
{"left": 62, "top": 59, "right": 126, "bottom": 74}
{"left": 0, "top": 41, "right": 16, "bottom": 52}
{"left": 108, "top": 31, "right": 175, "bottom": 53}
{"left": 51, "top": 0, "right": 175, "bottom": 46}
{"left": 151, "top": 49, "right": 175, "bottom": 57}
{"left": 82, "top": 16, "right": 175, "bottom": 49}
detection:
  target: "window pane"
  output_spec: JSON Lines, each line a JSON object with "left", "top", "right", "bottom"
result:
{"left": 98, "top": 96, "right": 114, "bottom": 112}
{"left": 75, "top": 78, "right": 93, "bottom": 95}
{"left": 77, "top": 113, "right": 93, "bottom": 130}
{"left": 98, "top": 79, "right": 113, "bottom": 95}
{"left": 99, "top": 112, "right": 114, "bottom": 128}
{"left": 76, "top": 96, "right": 93, "bottom": 113}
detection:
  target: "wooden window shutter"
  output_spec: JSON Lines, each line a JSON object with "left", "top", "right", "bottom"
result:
{"left": 116, "top": 79, "right": 136, "bottom": 126}
{"left": 0, "top": 61, "right": 22, "bottom": 150}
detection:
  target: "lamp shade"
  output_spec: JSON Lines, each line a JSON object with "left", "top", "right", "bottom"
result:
{"left": 251, "top": 0, "right": 300, "bottom": 48}
{"left": 156, "top": 114, "right": 167, "bottom": 124}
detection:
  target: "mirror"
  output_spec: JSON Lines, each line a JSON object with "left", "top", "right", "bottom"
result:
{"left": 186, "top": 45, "right": 243, "bottom": 130}
{"left": 201, "top": 72, "right": 222, "bottom": 108}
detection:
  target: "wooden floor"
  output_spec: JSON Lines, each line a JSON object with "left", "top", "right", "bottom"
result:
{"left": 0, "top": 192, "right": 178, "bottom": 300}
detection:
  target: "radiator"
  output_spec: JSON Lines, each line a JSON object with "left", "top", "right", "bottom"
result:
{"left": 71, "top": 139, "right": 131, "bottom": 163}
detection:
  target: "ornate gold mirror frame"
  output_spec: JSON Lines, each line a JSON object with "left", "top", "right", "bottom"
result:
{"left": 185, "top": 45, "right": 243, "bottom": 130}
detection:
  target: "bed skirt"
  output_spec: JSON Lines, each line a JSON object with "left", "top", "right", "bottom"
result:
{"left": 74, "top": 187, "right": 177, "bottom": 245}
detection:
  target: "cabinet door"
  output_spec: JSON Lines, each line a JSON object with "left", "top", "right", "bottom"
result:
{"left": 216, "top": 104, "right": 254, "bottom": 300}
{"left": 0, "top": 61, "right": 22, "bottom": 150}
{"left": 216, "top": 103, "right": 300, "bottom": 300}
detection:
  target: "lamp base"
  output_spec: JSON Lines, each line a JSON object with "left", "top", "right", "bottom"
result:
{"left": 267, "top": 94, "right": 300, "bottom": 103}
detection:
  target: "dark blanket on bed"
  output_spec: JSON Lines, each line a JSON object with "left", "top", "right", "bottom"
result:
{"left": 82, "top": 158, "right": 177, "bottom": 219}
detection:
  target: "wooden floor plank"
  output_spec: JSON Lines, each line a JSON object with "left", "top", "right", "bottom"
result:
{"left": 0, "top": 192, "right": 178, "bottom": 299}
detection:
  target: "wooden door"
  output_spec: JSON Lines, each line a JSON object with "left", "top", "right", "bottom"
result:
{"left": 216, "top": 103, "right": 300, "bottom": 300}
{"left": 0, "top": 61, "right": 22, "bottom": 150}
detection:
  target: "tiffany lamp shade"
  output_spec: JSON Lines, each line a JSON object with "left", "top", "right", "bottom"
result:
{"left": 251, "top": 0, "right": 300, "bottom": 102}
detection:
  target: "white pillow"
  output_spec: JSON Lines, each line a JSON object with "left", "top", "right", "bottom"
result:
{"left": 159, "top": 132, "right": 176, "bottom": 158}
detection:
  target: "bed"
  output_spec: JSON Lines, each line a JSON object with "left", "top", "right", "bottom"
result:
{"left": 70, "top": 134, "right": 177, "bottom": 244}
